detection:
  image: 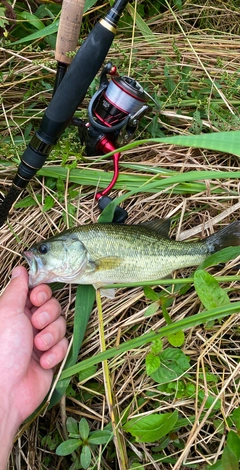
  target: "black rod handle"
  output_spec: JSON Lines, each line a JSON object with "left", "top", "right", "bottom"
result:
{"left": 0, "top": 0, "right": 129, "bottom": 227}
{"left": 0, "top": 185, "right": 22, "bottom": 225}
{"left": 42, "top": 21, "right": 116, "bottom": 140}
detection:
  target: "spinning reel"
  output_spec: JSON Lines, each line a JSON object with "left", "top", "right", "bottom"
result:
{"left": 75, "top": 63, "right": 153, "bottom": 223}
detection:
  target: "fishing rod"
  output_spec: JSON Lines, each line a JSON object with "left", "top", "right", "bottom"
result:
{"left": 0, "top": 0, "right": 130, "bottom": 227}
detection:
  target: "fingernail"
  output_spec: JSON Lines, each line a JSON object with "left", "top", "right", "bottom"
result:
{"left": 37, "top": 311, "right": 50, "bottom": 328}
{"left": 45, "top": 354, "right": 55, "bottom": 367}
{"left": 37, "top": 291, "right": 47, "bottom": 304}
{"left": 41, "top": 333, "right": 53, "bottom": 347}
{"left": 11, "top": 266, "right": 22, "bottom": 279}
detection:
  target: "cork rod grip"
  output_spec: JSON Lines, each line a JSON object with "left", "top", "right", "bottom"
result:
{"left": 55, "top": 0, "right": 85, "bottom": 64}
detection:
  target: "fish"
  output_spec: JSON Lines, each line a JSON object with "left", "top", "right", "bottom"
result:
{"left": 23, "top": 219, "right": 240, "bottom": 298}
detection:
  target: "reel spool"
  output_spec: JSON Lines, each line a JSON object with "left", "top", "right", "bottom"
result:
{"left": 89, "top": 70, "right": 149, "bottom": 134}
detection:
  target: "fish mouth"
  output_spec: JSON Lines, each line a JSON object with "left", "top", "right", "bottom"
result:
{"left": 23, "top": 250, "right": 37, "bottom": 274}
{"left": 22, "top": 250, "right": 46, "bottom": 288}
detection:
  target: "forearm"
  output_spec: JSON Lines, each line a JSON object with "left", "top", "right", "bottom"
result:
{"left": 0, "top": 406, "right": 19, "bottom": 470}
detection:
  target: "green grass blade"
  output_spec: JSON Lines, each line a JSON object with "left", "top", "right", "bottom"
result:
{"left": 153, "top": 131, "right": 240, "bottom": 156}
{"left": 10, "top": 0, "right": 98, "bottom": 45}
{"left": 38, "top": 166, "right": 240, "bottom": 195}
{"left": 127, "top": 4, "right": 155, "bottom": 42}
{"left": 10, "top": 21, "right": 60, "bottom": 44}
{"left": 59, "top": 301, "right": 240, "bottom": 380}
{"left": 69, "top": 284, "right": 95, "bottom": 363}
{"left": 49, "top": 284, "right": 95, "bottom": 408}
{"left": 102, "top": 275, "right": 240, "bottom": 289}
{"left": 110, "top": 131, "right": 240, "bottom": 157}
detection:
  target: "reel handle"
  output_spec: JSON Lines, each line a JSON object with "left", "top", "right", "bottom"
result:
{"left": 98, "top": 196, "right": 128, "bottom": 224}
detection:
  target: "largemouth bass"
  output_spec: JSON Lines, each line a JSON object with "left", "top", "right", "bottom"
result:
{"left": 23, "top": 219, "right": 240, "bottom": 297}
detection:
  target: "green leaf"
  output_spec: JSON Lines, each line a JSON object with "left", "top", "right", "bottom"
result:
{"left": 198, "top": 390, "right": 221, "bottom": 411}
{"left": 123, "top": 410, "right": 178, "bottom": 443}
{"left": 226, "top": 431, "right": 240, "bottom": 460}
{"left": 129, "top": 464, "right": 145, "bottom": 470}
{"left": 10, "top": 0, "right": 98, "bottom": 45}
{"left": 167, "top": 331, "right": 185, "bottom": 347}
{"left": 84, "top": 0, "right": 98, "bottom": 12}
{"left": 56, "top": 439, "right": 81, "bottom": 456}
{"left": 88, "top": 430, "right": 112, "bottom": 445}
{"left": 144, "top": 286, "right": 159, "bottom": 301}
{"left": 43, "top": 195, "right": 55, "bottom": 212}
{"left": 173, "top": 0, "right": 182, "bottom": 9}
{"left": 197, "top": 246, "right": 240, "bottom": 271}
{"left": 222, "top": 446, "right": 239, "bottom": 470}
{"left": 150, "top": 348, "right": 190, "bottom": 384}
{"left": 17, "top": 11, "right": 45, "bottom": 30}
{"left": 151, "top": 338, "right": 163, "bottom": 355}
{"left": 194, "top": 270, "right": 230, "bottom": 310}
{"left": 11, "top": 20, "right": 60, "bottom": 44}
{"left": 145, "top": 353, "right": 161, "bottom": 376}
{"left": 79, "top": 418, "right": 90, "bottom": 440}
{"left": 80, "top": 445, "right": 91, "bottom": 470}
{"left": 232, "top": 407, "right": 240, "bottom": 431}
{"left": 0, "top": 7, "right": 9, "bottom": 28}
{"left": 78, "top": 365, "right": 98, "bottom": 382}
{"left": 209, "top": 461, "right": 223, "bottom": 470}
{"left": 144, "top": 301, "right": 159, "bottom": 317}
{"left": 67, "top": 417, "right": 79, "bottom": 436}
{"left": 15, "top": 194, "right": 41, "bottom": 208}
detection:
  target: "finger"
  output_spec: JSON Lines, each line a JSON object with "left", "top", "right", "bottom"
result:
{"left": 29, "top": 284, "right": 53, "bottom": 308}
{"left": 39, "top": 337, "right": 69, "bottom": 369}
{"left": 31, "top": 298, "right": 62, "bottom": 330}
{"left": 34, "top": 316, "right": 66, "bottom": 352}
{"left": 0, "top": 266, "right": 29, "bottom": 316}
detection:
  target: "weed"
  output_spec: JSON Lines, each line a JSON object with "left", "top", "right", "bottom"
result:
{"left": 56, "top": 417, "right": 113, "bottom": 469}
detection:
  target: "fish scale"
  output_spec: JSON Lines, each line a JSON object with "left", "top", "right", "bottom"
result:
{"left": 72, "top": 225, "right": 207, "bottom": 283}
{"left": 23, "top": 219, "right": 240, "bottom": 296}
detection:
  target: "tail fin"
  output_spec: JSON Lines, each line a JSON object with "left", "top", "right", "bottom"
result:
{"left": 206, "top": 220, "right": 240, "bottom": 254}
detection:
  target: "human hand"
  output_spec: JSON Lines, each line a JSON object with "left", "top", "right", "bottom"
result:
{"left": 0, "top": 266, "right": 68, "bottom": 468}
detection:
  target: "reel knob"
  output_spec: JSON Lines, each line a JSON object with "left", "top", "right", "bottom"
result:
{"left": 97, "top": 196, "right": 128, "bottom": 223}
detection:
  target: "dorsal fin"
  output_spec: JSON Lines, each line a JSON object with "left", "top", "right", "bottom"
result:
{"left": 141, "top": 219, "right": 171, "bottom": 238}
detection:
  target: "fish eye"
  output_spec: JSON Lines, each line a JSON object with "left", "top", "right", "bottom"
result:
{"left": 38, "top": 244, "right": 49, "bottom": 255}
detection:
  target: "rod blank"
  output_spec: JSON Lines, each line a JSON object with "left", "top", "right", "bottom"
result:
{"left": 0, "top": 0, "right": 129, "bottom": 227}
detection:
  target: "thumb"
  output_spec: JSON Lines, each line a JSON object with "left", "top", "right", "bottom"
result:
{"left": 0, "top": 266, "right": 29, "bottom": 316}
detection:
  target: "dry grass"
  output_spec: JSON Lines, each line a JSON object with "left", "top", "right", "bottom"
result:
{"left": 1, "top": 1, "right": 240, "bottom": 469}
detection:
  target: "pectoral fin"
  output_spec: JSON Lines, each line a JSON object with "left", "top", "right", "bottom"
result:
{"left": 95, "top": 256, "right": 122, "bottom": 271}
